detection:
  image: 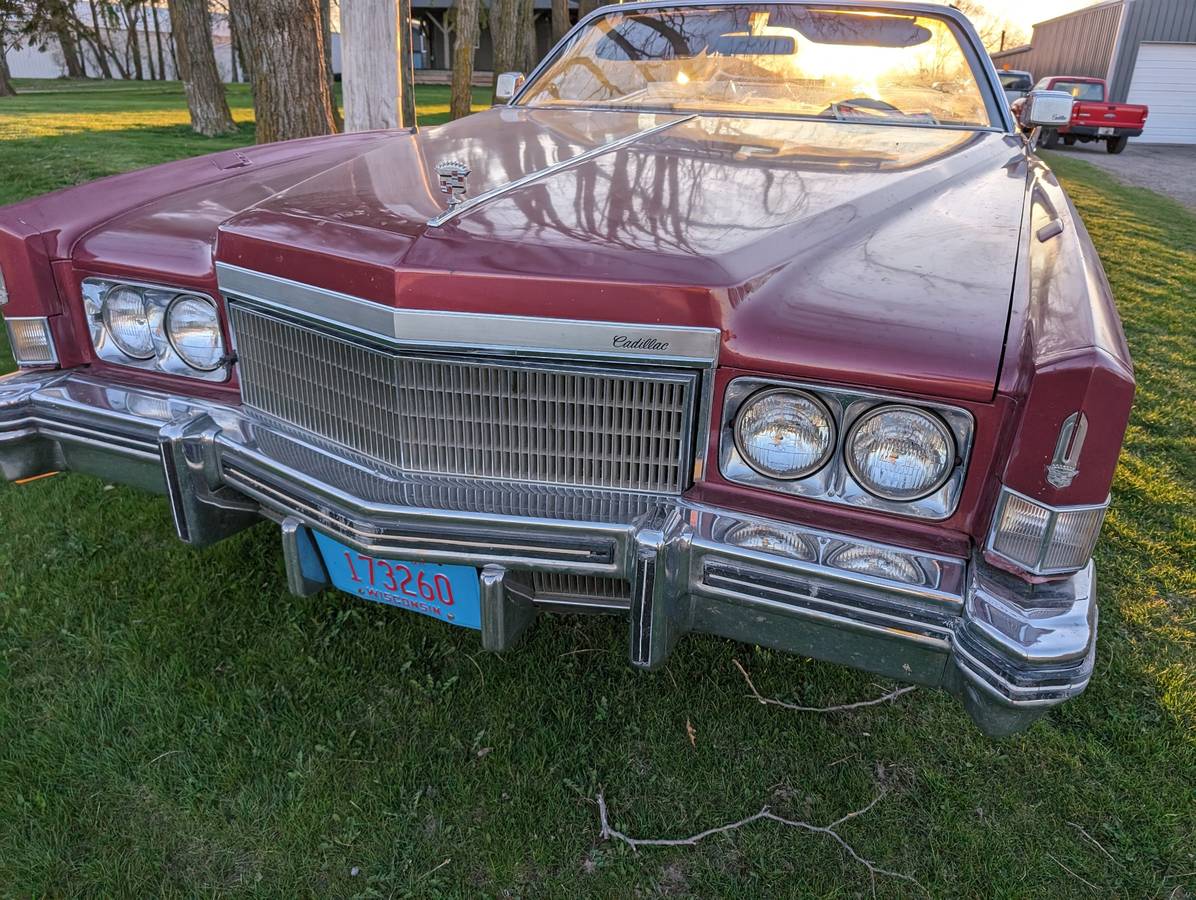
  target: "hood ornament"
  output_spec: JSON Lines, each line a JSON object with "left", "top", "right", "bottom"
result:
{"left": 435, "top": 160, "right": 471, "bottom": 209}
{"left": 1046, "top": 411, "right": 1087, "bottom": 488}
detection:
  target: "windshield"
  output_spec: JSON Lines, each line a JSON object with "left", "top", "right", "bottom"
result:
{"left": 517, "top": 5, "right": 995, "bottom": 127}
{"left": 1052, "top": 80, "right": 1104, "bottom": 102}
{"left": 999, "top": 72, "right": 1031, "bottom": 91}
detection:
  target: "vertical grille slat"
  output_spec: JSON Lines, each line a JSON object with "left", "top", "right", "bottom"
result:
{"left": 229, "top": 304, "right": 696, "bottom": 493}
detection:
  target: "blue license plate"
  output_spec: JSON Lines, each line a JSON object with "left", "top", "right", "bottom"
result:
{"left": 312, "top": 532, "right": 481, "bottom": 629}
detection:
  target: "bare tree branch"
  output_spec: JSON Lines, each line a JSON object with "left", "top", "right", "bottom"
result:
{"left": 596, "top": 789, "right": 927, "bottom": 895}
{"left": 733, "top": 659, "right": 916, "bottom": 713}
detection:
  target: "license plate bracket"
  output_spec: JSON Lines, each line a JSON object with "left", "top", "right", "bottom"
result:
{"left": 313, "top": 532, "right": 482, "bottom": 629}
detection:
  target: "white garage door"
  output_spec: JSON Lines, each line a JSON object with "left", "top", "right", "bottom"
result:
{"left": 1126, "top": 43, "right": 1196, "bottom": 144}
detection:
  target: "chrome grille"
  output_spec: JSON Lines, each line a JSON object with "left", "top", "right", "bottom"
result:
{"left": 532, "top": 572, "right": 632, "bottom": 607}
{"left": 229, "top": 304, "right": 697, "bottom": 493}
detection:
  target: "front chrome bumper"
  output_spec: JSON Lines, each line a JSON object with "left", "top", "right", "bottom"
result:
{"left": 1, "top": 369, "right": 1098, "bottom": 736}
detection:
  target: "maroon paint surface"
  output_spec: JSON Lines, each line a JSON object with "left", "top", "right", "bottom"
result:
{"left": 0, "top": 105, "right": 1134, "bottom": 569}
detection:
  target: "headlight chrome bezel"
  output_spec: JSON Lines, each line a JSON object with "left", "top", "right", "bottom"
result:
{"left": 733, "top": 387, "right": 836, "bottom": 481}
{"left": 82, "top": 277, "right": 229, "bottom": 382}
{"left": 720, "top": 377, "right": 974, "bottom": 521}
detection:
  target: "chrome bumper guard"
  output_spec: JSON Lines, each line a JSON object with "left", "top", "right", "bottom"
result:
{"left": 1, "top": 371, "right": 1098, "bottom": 736}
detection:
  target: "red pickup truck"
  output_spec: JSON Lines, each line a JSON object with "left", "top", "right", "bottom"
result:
{"left": 1017, "top": 76, "right": 1148, "bottom": 154}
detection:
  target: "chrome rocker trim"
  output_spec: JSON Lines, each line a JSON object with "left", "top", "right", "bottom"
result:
{"left": 1, "top": 369, "right": 1098, "bottom": 736}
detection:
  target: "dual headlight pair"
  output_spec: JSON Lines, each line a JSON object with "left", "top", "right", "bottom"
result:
{"left": 82, "top": 278, "right": 227, "bottom": 378}
{"left": 733, "top": 388, "right": 955, "bottom": 503}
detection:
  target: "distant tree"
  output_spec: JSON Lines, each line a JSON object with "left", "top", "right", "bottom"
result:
{"left": 150, "top": 0, "right": 166, "bottom": 78}
{"left": 449, "top": 0, "right": 478, "bottom": 119}
{"left": 0, "top": 0, "right": 22, "bottom": 94}
{"left": 242, "top": 0, "right": 336, "bottom": 143}
{"left": 140, "top": 1, "right": 156, "bottom": 79}
{"left": 82, "top": 0, "right": 117, "bottom": 77}
{"left": 32, "top": 0, "right": 87, "bottom": 76}
{"left": 117, "top": 1, "right": 144, "bottom": 78}
{"left": 0, "top": 47, "right": 14, "bottom": 96}
{"left": 954, "top": 0, "right": 1026, "bottom": 54}
{"left": 227, "top": 0, "right": 252, "bottom": 85}
{"left": 167, "top": 0, "right": 236, "bottom": 134}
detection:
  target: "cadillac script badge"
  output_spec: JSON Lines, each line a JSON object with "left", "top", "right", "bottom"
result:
{"left": 435, "top": 160, "right": 471, "bottom": 208}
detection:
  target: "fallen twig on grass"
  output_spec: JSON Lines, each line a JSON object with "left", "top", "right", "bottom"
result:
{"left": 1067, "top": 821, "right": 1120, "bottom": 867}
{"left": 1047, "top": 852, "right": 1100, "bottom": 892}
{"left": 596, "top": 789, "right": 926, "bottom": 895}
{"left": 733, "top": 659, "right": 917, "bottom": 713}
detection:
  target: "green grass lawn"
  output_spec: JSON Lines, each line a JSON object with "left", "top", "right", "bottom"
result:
{"left": 1, "top": 82, "right": 1194, "bottom": 896}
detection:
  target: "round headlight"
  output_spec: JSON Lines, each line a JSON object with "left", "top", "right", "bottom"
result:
{"left": 101, "top": 285, "right": 155, "bottom": 359}
{"left": 734, "top": 389, "right": 835, "bottom": 480}
{"left": 846, "top": 405, "right": 955, "bottom": 501}
{"left": 166, "top": 295, "right": 224, "bottom": 371}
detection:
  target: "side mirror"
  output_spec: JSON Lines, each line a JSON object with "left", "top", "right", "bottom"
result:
{"left": 493, "top": 72, "right": 526, "bottom": 105}
{"left": 1017, "top": 89, "right": 1074, "bottom": 129}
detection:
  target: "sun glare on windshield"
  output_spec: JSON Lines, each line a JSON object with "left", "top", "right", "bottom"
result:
{"left": 518, "top": 5, "right": 993, "bottom": 127}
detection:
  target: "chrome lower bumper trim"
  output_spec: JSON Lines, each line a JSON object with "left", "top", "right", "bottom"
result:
{"left": 1, "top": 370, "right": 1099, "bottom": 736}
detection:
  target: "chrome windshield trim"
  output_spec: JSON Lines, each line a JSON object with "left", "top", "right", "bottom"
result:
{"left": 425, "top": 113, "right": 698, "bottom": 227}
{"left": 216, "top": 263, "right": 721, "bottom": 366}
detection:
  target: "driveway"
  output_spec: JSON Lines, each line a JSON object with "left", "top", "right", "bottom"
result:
{"left": 1047, "top": 143, "right": 1196, "bottom": 211}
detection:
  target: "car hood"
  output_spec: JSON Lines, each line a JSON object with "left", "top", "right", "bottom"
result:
{"left": 114, "top": 109, "right": 1035, "bottom": 402}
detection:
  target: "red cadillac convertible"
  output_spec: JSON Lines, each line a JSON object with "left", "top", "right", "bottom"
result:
{"left": 0, "top": 1, "right": 1133, "bottom": 735}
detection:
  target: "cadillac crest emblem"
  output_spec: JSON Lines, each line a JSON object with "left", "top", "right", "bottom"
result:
{"left": 1046, "top": 411, "right": 1088, "bottom": 489}
{"left": 436, "top": 160, "right": 471, "bottom": 208}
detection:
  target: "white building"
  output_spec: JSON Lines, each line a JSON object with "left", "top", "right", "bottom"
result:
{"left": 4, "top": 2, "right": 341, "bottom": 83}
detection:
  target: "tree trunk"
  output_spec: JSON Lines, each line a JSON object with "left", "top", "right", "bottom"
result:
{"left": 490, "top": 0, "right": 519, "bottom": 83}
{"left": 319, "top": 0, "right": 342, "bottom": 130}
{"left": 397, "top": 0, "right": 416, "bottom": 128}
{"left": 228, "top": 0, "right": 253, "bottom": 86}
{"left": 54, "top": 21, "right": 86, "bottom": 77}
{"left": 166, "top": 0, "right": 237, "bottom": 135}
{"left": 518, "top": 0, "right": 535, "bottom": 72}
{"left": 577, "top": 0, "right": 601, "bottom": 19}
{"left": 166, "top": 21, "right": 178, "bottom": 77}
{"left": 341, "top": 0, "right": 410, "bottom": 132}
{"left": 82, "top": 1, "right": 116, "bottom": 78}
{"left": 0, "top": 46, "right": 16, "bottom": 96}
{"left": 142, "top": 3, "right": 156, "bottom": 80}
{"left": 125, "top": 4, "right": 144, "bottom": 79}
{"left": 244, "top": 0, "right": 336, "bottom": 144}
{"left": 449, "top": 0, "right": 478, "bottom": 120}
{"left": 551, "top": 0, "right": 569, "bottom": 44}
{"left": 152, "top": 2, "right": 167, "bottom": 78}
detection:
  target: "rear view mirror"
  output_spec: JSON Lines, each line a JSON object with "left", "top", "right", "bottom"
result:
{"left": 494, "top": 72, "right": 526, "bottom": 104}
{"left": 1018, "top": 90, "right": 1073, "bottom": 128}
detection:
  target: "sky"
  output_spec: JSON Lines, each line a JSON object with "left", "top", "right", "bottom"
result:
{"left": 981, "top": 0, "right": 1104, "bottom": 31}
